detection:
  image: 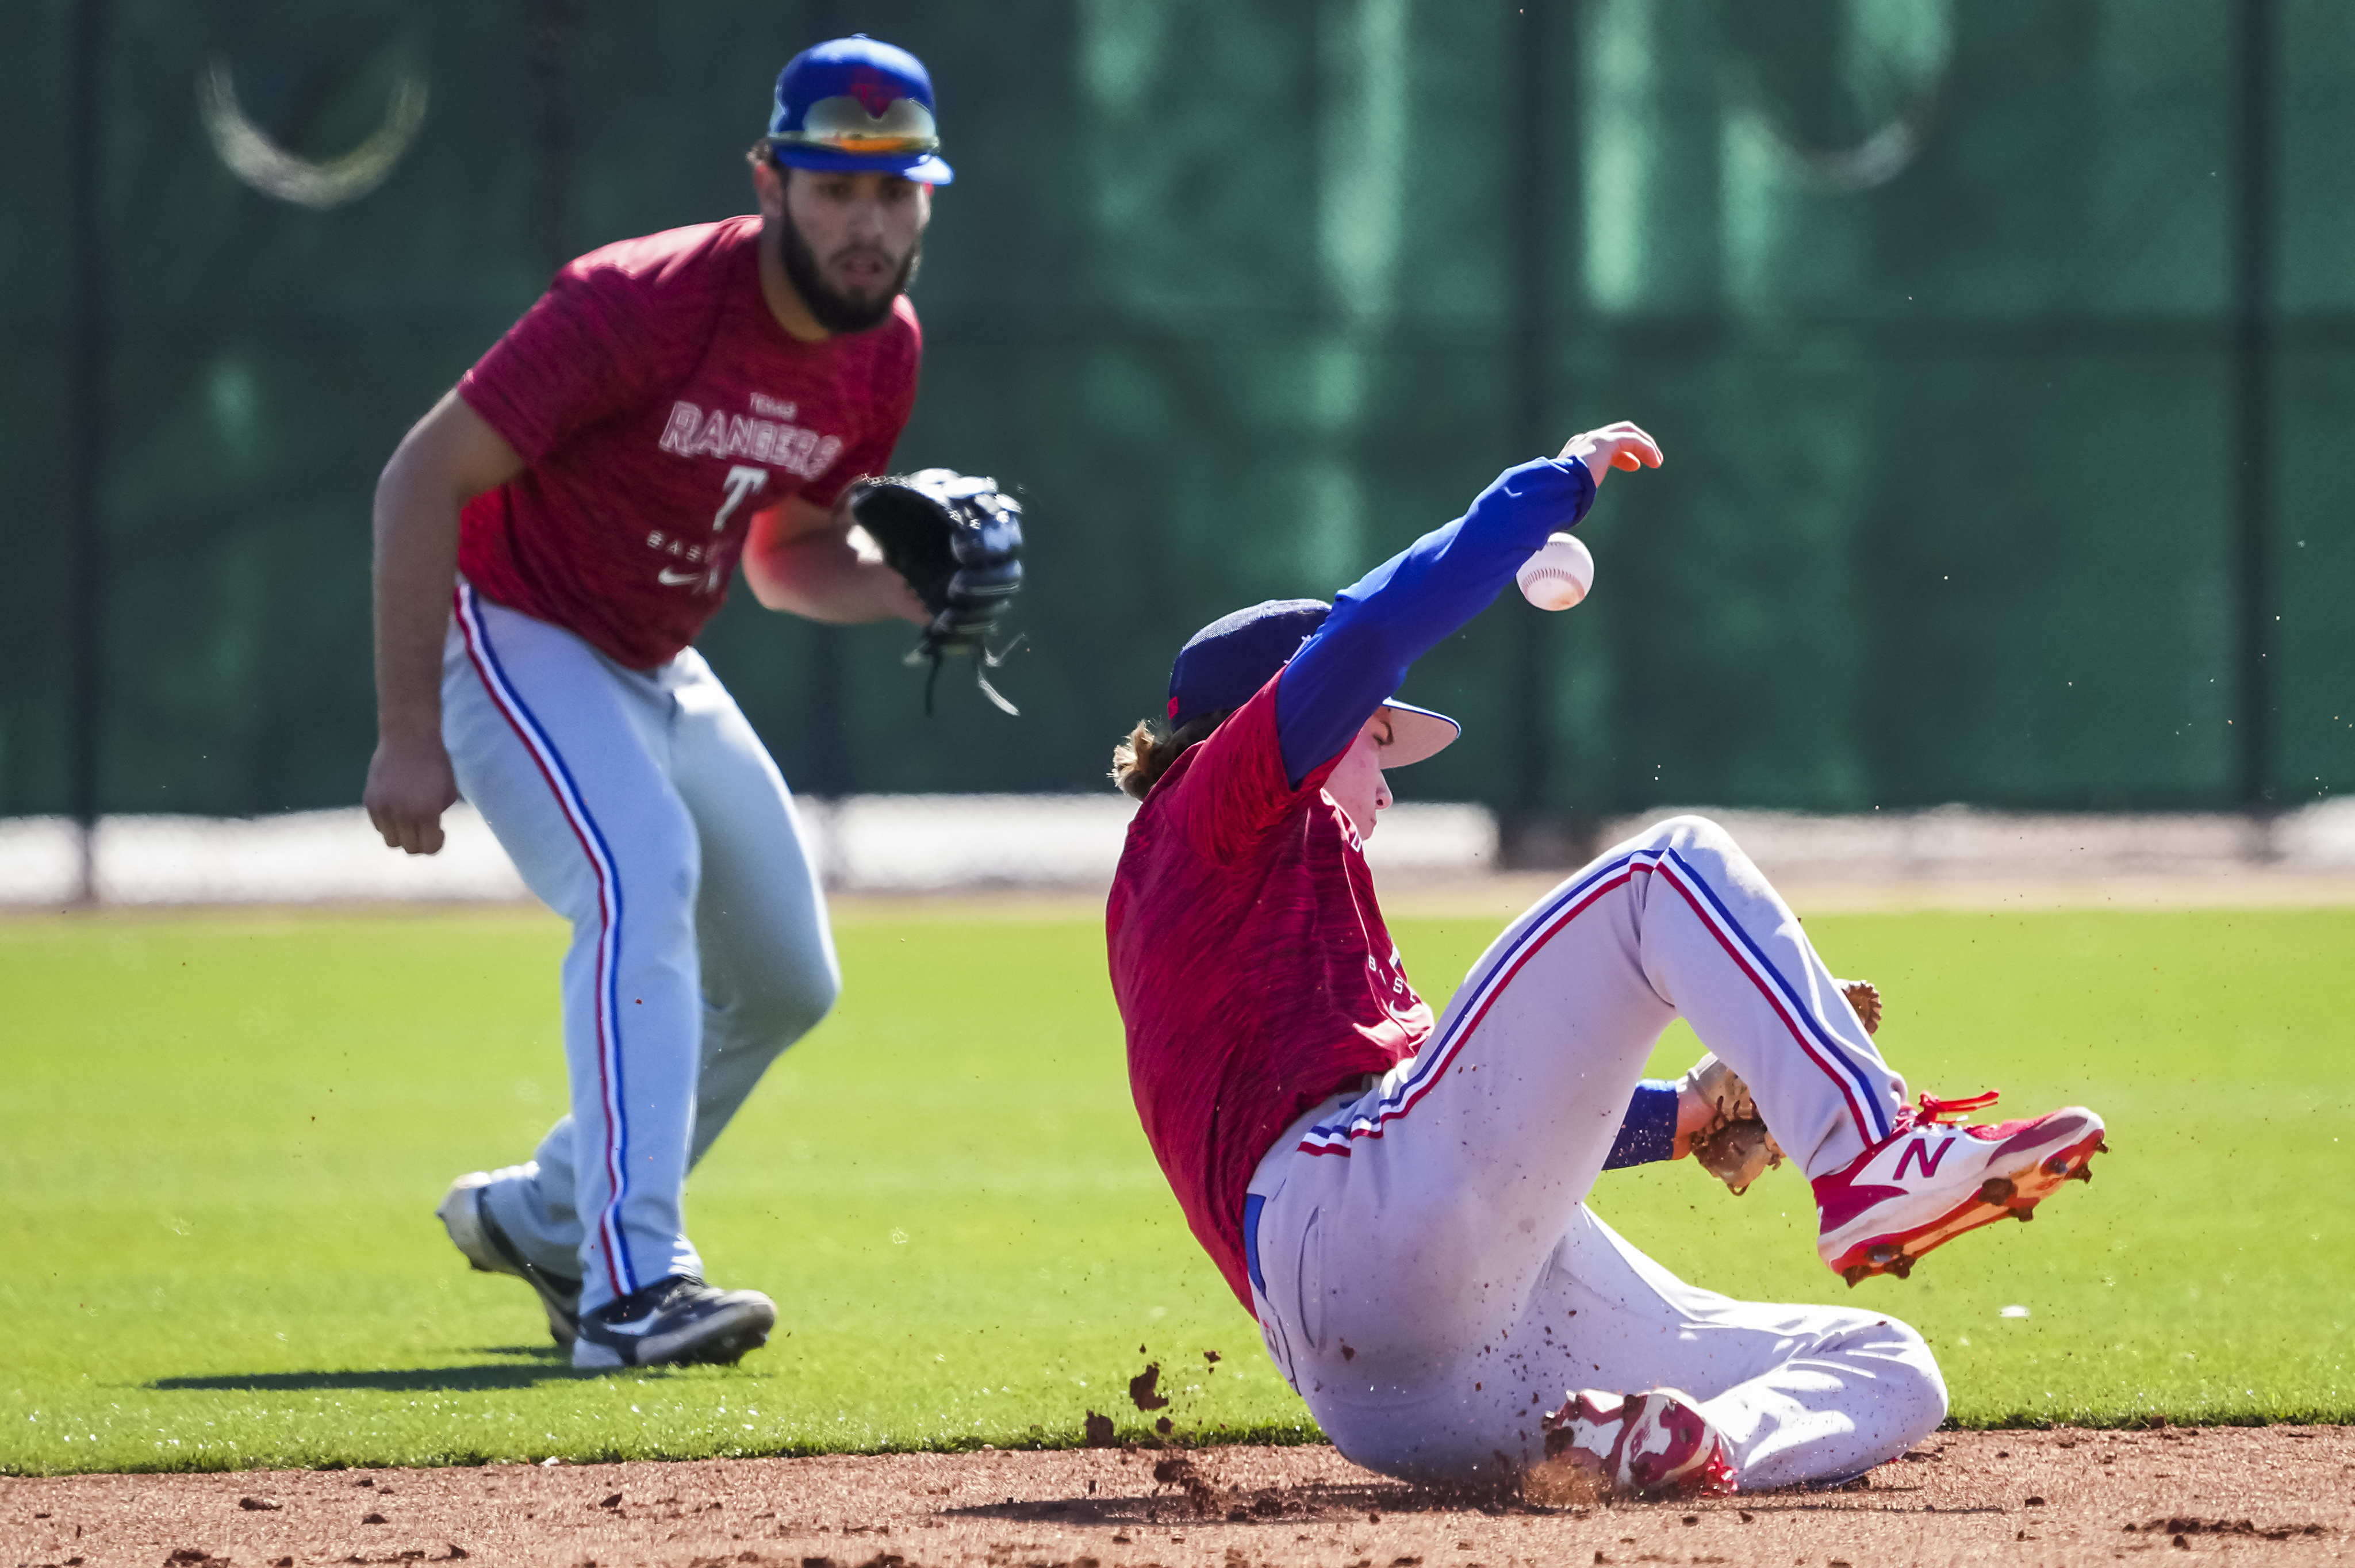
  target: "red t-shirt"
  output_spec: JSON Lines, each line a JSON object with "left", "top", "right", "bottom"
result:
{"left": 1105, "top": 674, "right": 1432, "bottom": 1313}
{"left": 456, "top": 216, "right": 920, "bottom": 669}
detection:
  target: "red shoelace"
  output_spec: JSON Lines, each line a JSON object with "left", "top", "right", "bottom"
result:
{"left": 1915, "top": 1088, "right": 2002, "bottom": 1125}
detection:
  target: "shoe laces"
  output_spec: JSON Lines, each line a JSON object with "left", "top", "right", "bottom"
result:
{"left": 1915, "top": 1088, "right": 2001, "bottom": 1125}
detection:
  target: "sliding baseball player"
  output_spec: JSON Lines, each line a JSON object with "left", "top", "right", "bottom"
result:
{"left": 1105, "top": 422, "right": 2106, "bottom": 1495}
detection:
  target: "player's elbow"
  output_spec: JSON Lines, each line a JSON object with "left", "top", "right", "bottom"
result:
{"left": 738, "top": 549, "right": 793, "bottom": 611}
{"left": 739, "top": 534, "right": 845, "bottom": 615}
{"left": 739, "top": 545, "right": 833, "bottom": 617}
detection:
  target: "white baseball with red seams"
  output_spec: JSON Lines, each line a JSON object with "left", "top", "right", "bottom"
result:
{"left": 1515, "top": 531, "right": 1594, "bottom": 610}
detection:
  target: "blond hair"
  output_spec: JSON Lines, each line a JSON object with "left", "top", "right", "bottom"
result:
{"left": 1110, "top": 711, "right": 1230, "bottom": 800}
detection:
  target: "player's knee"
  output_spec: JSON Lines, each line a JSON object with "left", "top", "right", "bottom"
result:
{"left": 1646, "top": 812, "right": 1766, "bottom": 881}
{"left": 739, "top": 948, "right": 842, "bottom": 1045}
{"left": 780, "top": 956, "right": 842, "bottom": 1034}
{"left": 567, "top": 818, "right": 701, "bottom": 932}
{"left": 1648, "top": 812, "right": 1733, "bottom": 855}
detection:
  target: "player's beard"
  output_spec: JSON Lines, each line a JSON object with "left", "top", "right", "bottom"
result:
{"left": 780, "top": 209, "right": 922, "bottom": 336}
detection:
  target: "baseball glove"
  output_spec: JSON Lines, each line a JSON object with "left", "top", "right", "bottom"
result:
{"left": 1840, "top": 977, "right": 1881, "bottom": 1036}
{"left": 1681, "top": 978, "right": 1883, "bottom": 1196}
{"left": 846, "top": 468, "right": 1026, "bottom": 715}
{"left": 1680, "top": 1053, "right": 1785, "bottom": 1196}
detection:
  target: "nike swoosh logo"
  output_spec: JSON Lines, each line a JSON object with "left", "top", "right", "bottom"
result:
{"left": 657, "top": 568, "right": 703, "bottom": 586}
{"left": 586, "top": 1317, "right": 661, "bottom": 1339}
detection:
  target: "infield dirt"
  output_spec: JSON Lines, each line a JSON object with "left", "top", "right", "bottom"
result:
{"left": 5, "top": 1427, "right": 2349, "bottom": 1568}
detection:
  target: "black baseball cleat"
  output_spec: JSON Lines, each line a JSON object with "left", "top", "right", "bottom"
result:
{"left": 571, "top": 1275, "right": 777, "bottom": 1370}
{"left": 437, "top": 1171, "right": 583, "bottom": 1347}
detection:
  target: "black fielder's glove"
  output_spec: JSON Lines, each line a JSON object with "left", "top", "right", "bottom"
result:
{"left": 846, "top": 468, "right": 1026, "bottom": 715}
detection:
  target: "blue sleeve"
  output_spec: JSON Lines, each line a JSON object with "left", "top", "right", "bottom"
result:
{"left": 1603, "top": 1080, "right": 1680, "bottom": 1170}
{"left": 1275, "top": 456, "right": 1597, "bottom": 786}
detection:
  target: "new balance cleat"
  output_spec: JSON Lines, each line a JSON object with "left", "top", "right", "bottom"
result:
{"left": 572, "top": 1275, "right": 777, "bottom": 1370}
{"left": 1536, "top": 1389, "right": 1738, "bottom": 1500}
{"left": 1814, "top": 1093, "right": 2108, "bottom": 1286}
{"left": 437, "top": 1170, "right": 583, "bottom": 1347}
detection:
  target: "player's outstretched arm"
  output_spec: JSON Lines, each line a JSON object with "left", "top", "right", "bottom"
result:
{"left": 364, "top": 390, "right": 524, "bottom": 856}
{"left": 740, "top": 493, "right": 930, "bottom": 626}
{"left": 1274, "top": 422, "right": 1660, "bottom": 785}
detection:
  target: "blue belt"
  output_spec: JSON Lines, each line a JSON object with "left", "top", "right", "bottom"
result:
{"left": 1243, "top": 1193, "right": 1267, "bottom": 1297}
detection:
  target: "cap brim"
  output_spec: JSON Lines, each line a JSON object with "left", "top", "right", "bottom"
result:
{"left": 1377, "top": 700, "right": 1459, "bottom": 768}
{"left": 769, "top": 143, "right": 954, "bottom": 183}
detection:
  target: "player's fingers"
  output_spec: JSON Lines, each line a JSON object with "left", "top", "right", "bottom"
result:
{"left": 1598, "top": 421, "right": 1661, "bottom": 461}
{"left": 385, "top": 806, "right": 436, "bottom": 857}
{"left": 1618, "top": 427, "right": 1665, "bottom": 466}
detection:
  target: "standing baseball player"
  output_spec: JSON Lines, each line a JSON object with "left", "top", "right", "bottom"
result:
{"left": 1105, "top": 423, "right": 2108, "bottom": 1495}
{"left": 364, "top": 36, "right": 1021, "bottom": 1370}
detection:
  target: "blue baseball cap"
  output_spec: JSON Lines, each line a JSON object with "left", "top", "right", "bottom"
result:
{"left": 1168, "top": 599, "right": 1460, "bottom": 767}
{"left": 765, "top": 35, "right": 953, "bottom": 185}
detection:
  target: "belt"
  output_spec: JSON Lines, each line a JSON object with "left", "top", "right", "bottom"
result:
{"left": 1241, "top": 1077, "right": 1371, "bottom": 1303}
{"left": 1243, "top": 1192, "right": 1267, "bottom": 1297}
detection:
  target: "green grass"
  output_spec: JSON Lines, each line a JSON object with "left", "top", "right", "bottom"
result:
{"left": 1, "top": 900, "right": 2349, "bottom": 1475}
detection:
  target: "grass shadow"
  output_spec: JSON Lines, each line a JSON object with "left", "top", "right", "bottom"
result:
{"left": 150, "top": 1358, "right": 593, "bottom": 1394}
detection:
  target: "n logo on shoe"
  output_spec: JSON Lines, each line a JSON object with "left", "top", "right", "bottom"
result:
{"left": 1892, "top": 1136, "right": 1953, "bottom": 1182}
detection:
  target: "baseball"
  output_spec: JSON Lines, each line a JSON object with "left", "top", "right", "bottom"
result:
{"left": 1516, "top": 531, "right": 1594, "bottom": 611}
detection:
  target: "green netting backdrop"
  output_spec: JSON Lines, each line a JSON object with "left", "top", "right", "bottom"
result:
{"left": 4, "top": 0, "right": 2352, "bottom": 820}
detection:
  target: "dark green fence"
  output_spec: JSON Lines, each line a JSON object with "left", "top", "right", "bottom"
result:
{"left": 6, "top": 0, "right": 2352, "bottom": 824}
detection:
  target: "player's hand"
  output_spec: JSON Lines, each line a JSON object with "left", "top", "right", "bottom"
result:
{"left": 1670, "top": 1075, "right": 1719, "bottom": 1161}
{"left": 364, "top": 733, "right": 460, "bottom": 856}
{"left": 1559, "top": 421, "right": 1662, "bottom": 488}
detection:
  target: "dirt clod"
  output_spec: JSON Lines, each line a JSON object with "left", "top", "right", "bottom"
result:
{"left": 1127, "top": 1363, "right": 1169, "bottom": 1412}
{"left": 2143, "top": 1516, "right": 2331, "bottom": 1540}
{"left": 1150, "top": 1455, "right": 1221, "bottom": 1516}
{"left": 1082, "top": 1411, "right": 1115, "bottom": 1447}
{"left": 239, "top": 1496, "right": 281, "bottom": 1511}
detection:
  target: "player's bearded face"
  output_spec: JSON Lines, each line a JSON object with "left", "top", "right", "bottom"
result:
{"left": 778, "top": 169, "right": 926, "bottom": 336}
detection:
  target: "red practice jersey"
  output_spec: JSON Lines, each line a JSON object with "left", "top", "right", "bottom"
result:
{"left": 1105, "top": 674, "right": 1432, "bottom": 1313}
{"left": 457, "top": 216, "right": 920, "bottom": 669}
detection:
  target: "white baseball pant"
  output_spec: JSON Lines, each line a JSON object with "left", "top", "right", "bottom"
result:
{"left": 1244, "top": 815, "right": 1947, "bottom": 1490}
{"left": 441, "top": 583, "right": 840, "bottom": 1316}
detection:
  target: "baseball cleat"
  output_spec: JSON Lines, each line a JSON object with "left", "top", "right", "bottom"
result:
{"left": 572, "top": 1275, "right": 777, "bottom": 1370}
{"left": 1536, "top": 1389, "right": 1738, "bottom": 1500}
{"left": 1813, "top": 1094, "right": 2108, "bottom": 1286}
{"left": 436, "top": 1171, "right": 583, "bottom": 1347}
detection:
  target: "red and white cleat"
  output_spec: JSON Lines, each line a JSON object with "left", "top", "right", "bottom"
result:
{"left": 1815, "top": 1092, "right": 2108, "bottom": 1286}
{"left": 1537, "top": 1389, "right": 1738, "bottom": 1499}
